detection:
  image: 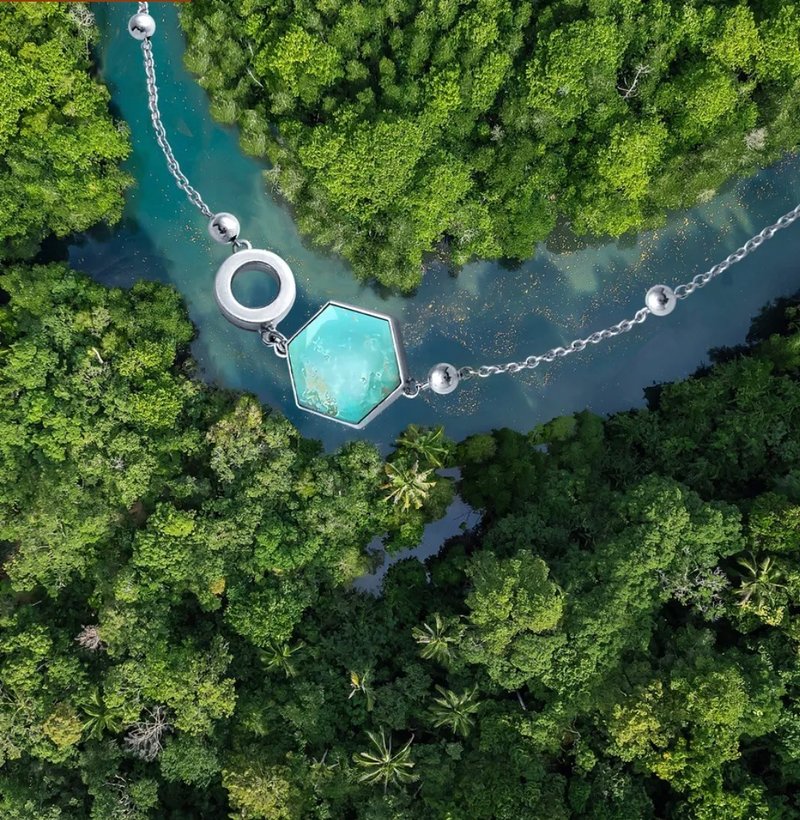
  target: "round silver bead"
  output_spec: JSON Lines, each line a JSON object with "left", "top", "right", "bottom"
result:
{"left": 645, "top": 284, "right": 677, "bottom": 317}
{"left": 128, "top": 13, "right": 156, "bottom": 40}
{"left": 428, "top": 363, "right": 460, "bottom": 395}
{"left": 208, "top": 212, "right": 241, "bottom": 244}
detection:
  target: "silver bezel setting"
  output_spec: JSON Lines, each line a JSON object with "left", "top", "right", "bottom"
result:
{"left": 286, "top": 301, "right": 409, "bottom": 429}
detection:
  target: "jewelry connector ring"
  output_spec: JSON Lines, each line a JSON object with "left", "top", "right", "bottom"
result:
{"left": 214, "top": 249, "right": 297, "bottom": 331}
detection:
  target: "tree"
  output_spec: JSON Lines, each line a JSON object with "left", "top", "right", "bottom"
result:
{"left": 382, "top": 460, "right": 436, "bottom": 511}
{"left": 74, "top": 625, "right": 105, "bottom": 653}
{"left": 412, "top": 614, "right": 463, "bottom": 664}
{"left": 41, "top": 703, "right": 83, "bottom": 750}
{"left": 348, "top": 670, "right": 376, "bottom": 712}
{"left": 396, "top": 425, "right": 453, "bottom": 469}
{"left": 747, "top": 493, "right": 800, "bottom": 554}
{"left": 604, "top": 633, "right": 782, "bottom": 802}
{"left": 428, "top": 686, "right": 481, "bottom": 737}
{"left": 0, "top": 4, "right": 130, "bottom": 259}
{"left": 353, "top": 729, "right": 417, "bottom": 793}
{"left": 734, "top": 553, "right": 786, "bottom": 623}
{"left": 159, "top": 734, "right": 220, "bottom": 789}
{"left": 223, "top": 757, "right": 309, "bottom": 820}
{"left": 123, "top": 706, "right": 171, "bottom": 762}
{"left": 79, "top": 690, "right": 124, "bottom": 740}
{"left": 260, "top": 641, "right": 305, "bottom": 679}
{"left": 463, "top": 550, "right": 564, "bottom": 688}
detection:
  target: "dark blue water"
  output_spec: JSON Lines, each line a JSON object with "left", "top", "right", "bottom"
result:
{"left": 72, "top": 5, "right": 800, "bottom": 452}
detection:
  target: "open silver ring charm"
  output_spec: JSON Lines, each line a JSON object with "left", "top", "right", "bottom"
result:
{"left": 214, "top": 248, "right": 297, "bottom": 331}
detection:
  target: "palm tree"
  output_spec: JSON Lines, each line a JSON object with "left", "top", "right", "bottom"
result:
{"left": 382, "top": 460, "right": 435, "bottom": 511}
{"left": 80, "top": 689, "right": 124, "bottom": 739}
{"left": 353, "top": 729, "right": 417, "bottom": 793}
{"left": 397, "top": 425, "right": 452, "bottom": 468}
{"left": 260, "top": 640, "right": 305, "bottom": 678}
{"left": 412, "top": 613, "right": 462, "bottom": 664}
{"left": 348, "top": 670, "right": 375, "bottom": 711}
{"left": 428, "top": 686, "right": 481, "bottom": 737}
{"left": 736, "top": 553, "right": 785, "bottom": 611}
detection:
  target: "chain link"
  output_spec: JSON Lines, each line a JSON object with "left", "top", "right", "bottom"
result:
{"left": 459, "top": 308, "right": 650, "bottom": 381}
{"left": 673, "top": 202, "right": 800, "bottom": 299}
{"left": 402, "top": 379, "right": 429, "bottom": 398}
{"left": 137, "top": 2, "right": 213, "bottom": 219}
{"left": 456, "top": 202, "right": 800, "bottom": 384}
{"left": 259, "top": 325, "right": 288, "bottom": 358}
{"left": 232, "top": 239, "right": 253, "bottom": 253}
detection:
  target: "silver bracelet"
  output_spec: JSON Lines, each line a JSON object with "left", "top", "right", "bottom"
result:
{"left": 128, "top": 6, "right": 800, "bottom": 428}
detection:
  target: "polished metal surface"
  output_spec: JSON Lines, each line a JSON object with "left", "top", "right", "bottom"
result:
{"left": 128, "top": 12, "right": 156, "bottom": 40}
{"left": 260, "top": 325, "right": 289, "bottom": 358}
{"left": 645, "top": 285, "right": 677, "bottom": 316}
{"left": 427, "top": 363, "right": 460, "bottom": 395}
{"left": 214, "top": 249, "right": 297, "bottom": 331}
{"left": 208, "top": 212, "right": 241, "bottom": 244}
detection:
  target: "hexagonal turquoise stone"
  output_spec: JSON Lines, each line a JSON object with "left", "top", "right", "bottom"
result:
{"left": 287, "top": 303, "right": 404, "bottom": 427}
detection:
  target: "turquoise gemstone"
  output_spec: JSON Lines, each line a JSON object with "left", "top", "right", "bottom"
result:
{"left": 287, "top": 303, "right": 404, "bottom": 427}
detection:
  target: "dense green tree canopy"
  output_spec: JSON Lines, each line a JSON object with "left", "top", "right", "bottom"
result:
{"left": 181, "top": 0, "right": 800, "bottom": 289}
{"left": 0, "top": 4, "right": 131, "bottom": 260}
{"left": 3, "top": 3, "right": 800, "bottom": 815}
{"left": 3, "top": 254, "right": 800, "bottom": 816}
{"left": 0, "top": 262, "right": 418, "bottom": 817}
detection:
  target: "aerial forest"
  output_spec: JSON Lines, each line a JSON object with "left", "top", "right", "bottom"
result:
{"left": 4, "top": 257, "right": 800, "bottom": 818}
{"left": 2, "top": 2, "right": 800, "bottom": 819}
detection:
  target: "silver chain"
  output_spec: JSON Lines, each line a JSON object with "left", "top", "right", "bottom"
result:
{"left": 459, "top": 308, "right": 651, "bottom": 381}
{"left": 458, "top": 202, "right": 800, "bottom": 383}
{"left": 136, "top": 2, "right": 213, "bottom": 218}
{"left": 259, "top": 325, "right": 289, "bottom": 358}
{"left": 672, "top": 203, "right": 800, "bottom": 298}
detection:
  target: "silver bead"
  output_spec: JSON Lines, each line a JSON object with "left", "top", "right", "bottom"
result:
{"left": 128, "top": 13, "right": 156, "bottom": 40}
{"left": 428, "top": 363, "right": 460, "bottom": 395}
{"left": 645, "top": 284, "right": 677, "bottom": 317}
{"left": 208, "top": 212, "right": 241, "bottom": 244}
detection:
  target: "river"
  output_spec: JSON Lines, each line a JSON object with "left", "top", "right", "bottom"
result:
{"left": 70, "top": 5, "right": 800, "bottom": 457}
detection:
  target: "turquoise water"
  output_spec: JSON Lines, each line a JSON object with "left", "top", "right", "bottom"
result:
{"left": 72, "top": 5, "right": 800, "bottom": 452}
